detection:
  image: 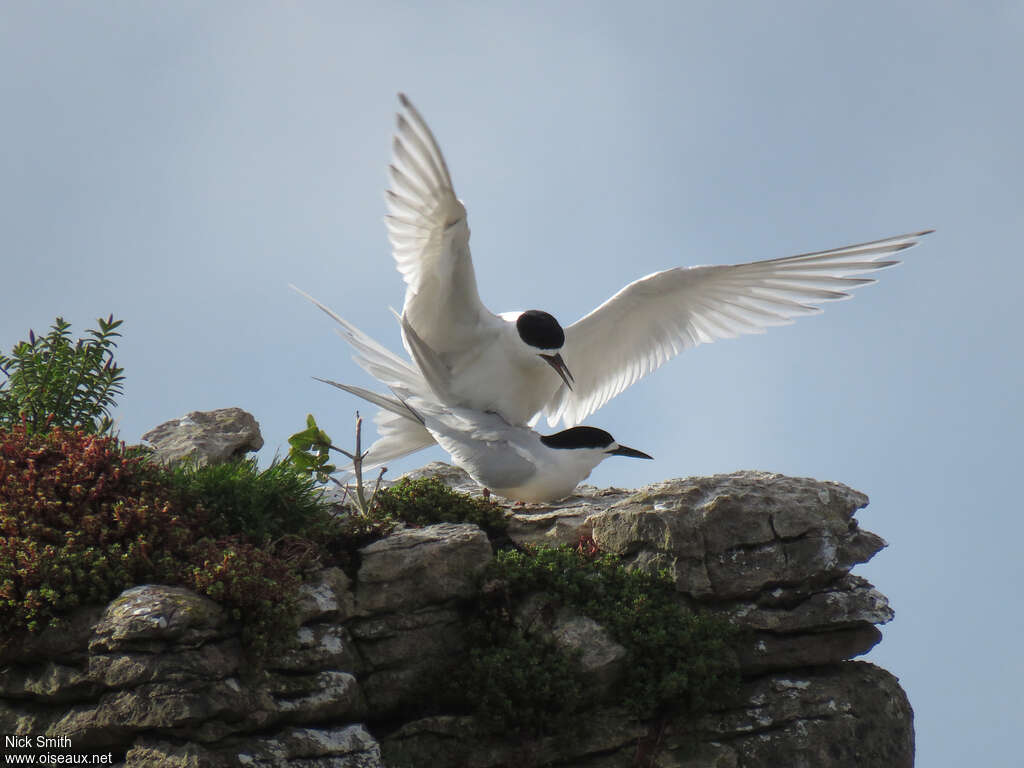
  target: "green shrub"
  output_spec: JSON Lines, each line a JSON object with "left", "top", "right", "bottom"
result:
{"left": 457, "top": 626, "right": 584, "bottom": 735}
{"left": 0, "top": 315, "right": 125, "bottom": 435}
{"left": 0, "top": 424, "right": 320, "bottom": 657}
{"left": 374, "top": 477, "right": 507, "bottom": 539}
{"left": 182, "top": 535, "right": 318, "bottom": 656}
{"left": 163, "top": 456, "right": 331, "bottom": 542}
{"left": 0, "top": 424, "right": 196, "bottom": 634}
{"left": 445, "top": 544, "right": 739, "bottom": 734}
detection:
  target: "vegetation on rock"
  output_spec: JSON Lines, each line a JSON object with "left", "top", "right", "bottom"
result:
{"left": 0, "top": 315, "right": 125, "bottom": 435}
{"left": 1, "top": 313, "right": 739, "bottom": 724}
{"left": 0, "top": 423, "right": 325, "bottom": 656}
{"left": 164, "top": 456, "right": 329, "bottom": 541}
{"left": 374, "top": 476, "right": 507, "bottom": 539}
{"left": 445, "top": 542, "right": 740, "bottom": 734}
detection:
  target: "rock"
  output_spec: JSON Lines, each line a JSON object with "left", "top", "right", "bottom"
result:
{"left": 263, "top": 670, "right": 367, "bottom": 723}
{"left": 141, "top": 407, "right": 264, "bottom": 465}
{"left": 573, "top": 471, "right": 893, "bottom": 673}
{"left": 0, "top": 467, "right": 911, "bottom": 767}
{"left": 87, "top": 640, "right": 242, "bottom": 689}
{"left": 0, "top": 605, "right": 104, "bottom": 665}
{"left": 381, "top": 707, "right": 648, "bottom": 767}
{"left": 127, "top": 725, "right": 384, "bottom": 767}
{"left": 294, "top": 567, "right": 356, "bottom": 625}
{"left": 53, "top": 679, "right": 261, "bottom": 748}
{"left": 397, "top": 461, "right": 481, "bottom": 494}
{"left": 270, "top": 624, "right": 362, "bottom": 674}
{"left": 591, "top": 471, "right": 881, "bottom": 600}
{"left": 350, "top": 606, "right": 466, "bottom": 714}
{"left": 0, "top": 662, "right": 98, "bottom": 702}
{"left": 354, "top": 523, "right": 493, "bottom": 615}
{"left": 516, "top": 594, "right": 627, "bottom": 700}
{"left": 229, "top": 724, "right": 383, "bottom": 767}
{"left": 348, "top": 524, "right": 493, "bottom": 714}
{"left": 89, "top": 585, "right": 229, "bottom": 653}
{"left": 124, "top": 738, "right": 214, "bottom": 767}
{"left": 382, "top": 663, "right": 908, "bottom": 768}
{"left": 736, "top": 625, "right": 883, "bottom": 674}
{"left": 666, "top": 662, "right": 915, "bottom": 768}
{"left": 732, "top": 574, "right": 895, "bottom": 633}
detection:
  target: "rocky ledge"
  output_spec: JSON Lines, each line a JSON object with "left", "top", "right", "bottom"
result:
{"left": 0, "top": 466, "right": 913, "bottom": 767}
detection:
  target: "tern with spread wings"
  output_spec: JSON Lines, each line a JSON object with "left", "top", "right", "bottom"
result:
{"left": 387, "top": 94, "right": 932, "bottom": 429}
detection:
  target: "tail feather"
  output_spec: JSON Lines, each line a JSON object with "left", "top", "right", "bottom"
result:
{"left": 336, "top": 408, "right": 436, "bottom": 474}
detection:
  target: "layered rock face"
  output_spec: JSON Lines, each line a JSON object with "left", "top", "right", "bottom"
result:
{"left": 0, "top": 466, "right": 913, "bottom": 767}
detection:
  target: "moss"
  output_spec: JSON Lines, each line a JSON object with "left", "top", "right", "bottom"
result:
{"left": 373, "top": 477, "right": 508, "bottom": 540}
{"left": 440, "top": 543, "right": 739, "bottom": 735}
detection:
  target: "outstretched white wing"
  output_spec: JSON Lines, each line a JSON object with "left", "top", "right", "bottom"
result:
{"left": 544, "top": 230, "right": 933, "bottom": 427}
{"left": 387, "top": 94, "right": 491, "bottom": 353}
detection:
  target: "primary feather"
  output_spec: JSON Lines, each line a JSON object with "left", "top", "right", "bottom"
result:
{"left": 543, "top": 230, "right": 931, "bottom": 426}
{"left": 384, "top": 95, "right": 933, "bottom": 430}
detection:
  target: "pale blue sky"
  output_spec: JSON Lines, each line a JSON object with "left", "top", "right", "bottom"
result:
{"left": 2, "top": 3, "right": 1021, "bottom": 764}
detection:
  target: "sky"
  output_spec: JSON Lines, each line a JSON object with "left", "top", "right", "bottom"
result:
{"left": 2, "top": 2, "right": 1021, "bottom": 764}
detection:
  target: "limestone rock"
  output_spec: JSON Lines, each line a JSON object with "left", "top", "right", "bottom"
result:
{"left": 670, "top": 662, "right": 914, "bottom": 768}
{"left": 127, "top": 725, "right": 383, "bottom": 767}
{"left": 294, "top": 567, "right": 356, "bottom": 625}
{"left": 141, "top": 407, "right": 264, "bottom": 465}
{"left": 0, "top": 466, "right": 911, "bottom": 767}
{"left": 270, "top": 624, "right": 362, "bottom": 674}
{"left": 396, "top": 461, "right": 480, "bottom": 494}
{"left": 591, "top": 471, "right": 881, "bottom": 600}
{"left": 228, "top": 725, "right": 383, "bottom": 767}
{"left": 53, "top": 679, "right": 261, "bottom": 748}
{"left": 516, "top": 594, "right": 627, "bottom": 700}
{"left": 0, "top": 605, "right": 103, "bottom": 665}
{"left": 731, "top": 574, "right": 895, "bottom": 633}
{"left": 379, "top": 663, "right": 911, "bottom": 768}
{"left": 263, "top": 670, "right": 366, "bottom": 723}
{"left": 350, "top": 606, "right": 466, "bottom": 714}
{"left": 0, "top": 662, "right": 98, "bottom": 702}
{"left": 90, "top": 585, "right": 229, "bottom": 653}
{"left": 381, "top": 707, "right": 647, "bottom": 767}
{"left": 354, "top": 523, "right": 493, "bottom": 615}
{"left": 560, "top": 471, "right": 893, "bottom": 673}
{"left": 87, "top": 640, "right": 242, "bottom": 689}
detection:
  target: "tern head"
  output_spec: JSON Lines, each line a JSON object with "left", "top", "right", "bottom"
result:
{"left": 515, "top": 310, "right": 575, "bottom": 390}
{"left": 539, "top": 426, "right": 653, "bottom": 461}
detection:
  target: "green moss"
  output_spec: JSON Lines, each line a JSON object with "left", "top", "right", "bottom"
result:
{"left": 373, "top": 477, "right": 507, "bottom": 539}
{"left": 456, "top": 628, "right": 584, "bottom": 735}
{"left": 442, "top": 544, "right": 739, "bottom": 734}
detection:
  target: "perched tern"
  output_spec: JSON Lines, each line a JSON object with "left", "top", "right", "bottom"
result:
{"left": 387, "top": 94, "right": 933, "bottom": 428}
{"left": 294, "top": 288, "right": 651, "bottom": 502}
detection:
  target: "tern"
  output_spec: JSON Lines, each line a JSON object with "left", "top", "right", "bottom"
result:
{"left": 387, "top": 94, "right": 933, "bottom": 428}
{"left": 294, "top": 288, "right": 651, "bottom": 502}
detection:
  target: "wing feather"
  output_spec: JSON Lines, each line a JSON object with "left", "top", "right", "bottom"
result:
{"left": 545, "top": 230, "right": 933, "bottom": 426}
{"left": 385, "top": 95, "right": 487, "bottom": 337}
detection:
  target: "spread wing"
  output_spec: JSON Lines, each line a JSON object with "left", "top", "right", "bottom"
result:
{"left": 386, "top": 94, "right": 490, "bottom": 351}
{"left": 544, "top": 230, "right": 933, "bottom": 427}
